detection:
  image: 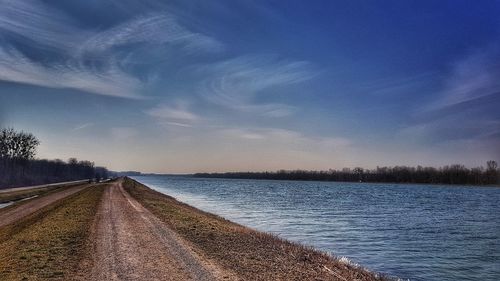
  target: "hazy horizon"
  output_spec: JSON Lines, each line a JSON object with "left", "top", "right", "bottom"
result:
{"left": 1, "top": 1, "right": 499, "bottom": 173}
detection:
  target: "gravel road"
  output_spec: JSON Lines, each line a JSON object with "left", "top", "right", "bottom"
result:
{"left": 0, "top": 184, "right": 88, "bottom": 228}
{"left": 79, "top": 181, "right": 234, "bottom": 281}
{"left": 0, "top": 180, "right": 88, "bottom": 194}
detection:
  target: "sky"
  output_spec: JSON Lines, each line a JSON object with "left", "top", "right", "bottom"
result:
{"left": 1, "top": 0, "right": 499, "bottom": 173}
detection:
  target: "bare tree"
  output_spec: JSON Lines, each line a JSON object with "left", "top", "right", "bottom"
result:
{"left": 195, "top": 161, "right": 500, "bottom": 186}
{"left": 0, "top": 128, "right": 40, "bottom": 159}
{"left": 487, "top": 160, "right": 499, "bottom": 184}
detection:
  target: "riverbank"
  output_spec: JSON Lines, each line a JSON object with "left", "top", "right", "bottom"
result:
{"left": 0, "top": 178, "right": 388, "bottom": 280}
{"left": 124, "top": 177, "right": 387, "bottom": 280}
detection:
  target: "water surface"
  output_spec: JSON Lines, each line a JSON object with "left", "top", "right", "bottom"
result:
{"left": 133, "top": 175, "right": 500, "bottom": 281}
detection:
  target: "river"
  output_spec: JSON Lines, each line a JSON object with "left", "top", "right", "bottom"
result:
{"left": 133, "top": 175, "right": 500, "bottom": 281}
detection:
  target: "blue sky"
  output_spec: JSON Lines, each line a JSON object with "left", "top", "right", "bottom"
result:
{"left": 1, "top": 0, "right": 499, "bottom": 173}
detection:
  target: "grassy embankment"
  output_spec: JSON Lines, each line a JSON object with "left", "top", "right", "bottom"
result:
{"left": 123, "top": 177, "right": 387, "bottom": 281}
{"left": 0, "top": 184, "right": 105, "bottom": 280}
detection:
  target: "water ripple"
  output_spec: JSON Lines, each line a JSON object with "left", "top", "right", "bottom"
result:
{"left": 135, "top": 176, "right": 500, "bottom": 281}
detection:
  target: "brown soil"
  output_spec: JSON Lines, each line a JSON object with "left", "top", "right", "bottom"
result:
{"left": 77, "top": 180, "right": 236, "bottom": 281}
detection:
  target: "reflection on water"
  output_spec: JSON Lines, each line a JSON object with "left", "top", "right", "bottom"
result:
{"left": 133, "top": 175, "right": 500, "bottom": 281}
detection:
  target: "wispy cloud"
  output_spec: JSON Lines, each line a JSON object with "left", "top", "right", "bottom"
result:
{"left": 162, "top": 121, "right": 194, "bottom": 128}
{"left": 71, "top": 122, "right": 94, "bottom": 132}
{"left": 400, "top": 117, "right": 500, "bottom": 143}
{"left": 80, "top": 13, "right": 223, "bottom": 55}
{"left": 0, "top": 45, "right": 143, "bottom": 98}
{"left": 146, "top": 103, "right": 200, "bottom": 128}
{"left": 197, "top": 55, "right": 317, "bottom": 117}
{"left": 0, "top": 1, "right": 223, "bottom": 98}
{"left": 404, "top": 46, "right": 500, "bottom": 144}
{"left": 0, "top": 0, "right": 86, "bottom": 51}
{"left": 428, "top": 46, "right": 500, "bottom": 110}
{"left": 220, "top": 127, "right": 350, "bottom": 150}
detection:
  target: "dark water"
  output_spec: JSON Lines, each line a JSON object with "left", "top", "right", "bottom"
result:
{"left": 133, "top": 175, "right": 500, "bottom": 281}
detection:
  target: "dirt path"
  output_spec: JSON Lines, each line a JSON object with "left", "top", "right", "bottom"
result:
{"left": 0, "top": 184, "right": 89, "bottom": 228}
{"left": 80, "top": 181, "right": 232, "bottom": 281}
{"left": 0, "top": 180, "right": 88, "bottom": 194}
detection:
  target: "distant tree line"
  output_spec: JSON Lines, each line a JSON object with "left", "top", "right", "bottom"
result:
{"left": 0, "top": 128, "right": 110, "bottom": 189}
{"left": 194, "top": 161, "right": 500, "bottom": 186}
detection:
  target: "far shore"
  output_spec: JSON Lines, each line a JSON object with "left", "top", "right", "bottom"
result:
{"left": 129, "top": 173, "right": 500, "bottom": 188}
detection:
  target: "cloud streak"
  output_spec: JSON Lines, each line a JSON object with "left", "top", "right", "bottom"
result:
{"left": 219, "top": 127, "right": 351, "bottom": 150}
{"left": 0, "top": 1, "right": 223, "bottom": 98}
{"left": 0, "top": 45, "right": 142, "bottom": 98}
{"left": 429, "top": 46, "right": 500, "bottom": 110}
{"left": 197, "top": 55, "right": 317, "bottom": 117}
{"left": 0, "top": 0, "right": 86, "bottom": 51}
{"left": 80, "top": 13, "right": 223, "bottom": 55}
{"left": 404, "top": 46, "right": 500, "bottom": 145}
{"left": 146, "top": 103, "right": 200, "bottom": 128}
{"left": 71, "top": 122, "right": 94, "bottom": 132}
